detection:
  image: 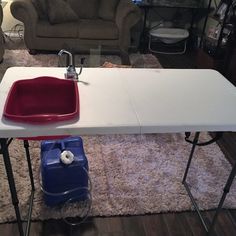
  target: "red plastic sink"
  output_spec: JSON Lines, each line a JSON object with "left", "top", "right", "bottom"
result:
{"left": 3, "top": 76, "right": 79, "bottom": 124}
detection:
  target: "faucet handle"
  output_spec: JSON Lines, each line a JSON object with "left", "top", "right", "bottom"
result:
{"left": 81, "top": 57, "right": 85, "bottom": 65}
{"left": 78, "top": 57, "right": 85, "bottom": 76}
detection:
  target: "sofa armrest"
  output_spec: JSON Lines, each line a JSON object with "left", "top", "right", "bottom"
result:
{"left": 116, "top": 0, "right": 141, "bottom": 29}
{"left": 0, "top": 5, "right": 3, "bottom": 25}
{"left": 10, "top": 0, "right": 38, "bottom": 35}
{"left": 115, "top": 0, "right": 141, "bottom": 51}
{"left": 0, "top": 6, "right": 4, "bottom": 62}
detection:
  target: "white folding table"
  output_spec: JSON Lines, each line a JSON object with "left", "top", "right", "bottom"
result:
{"left": 1, "top": 67, "right": 236, "bottom": 236}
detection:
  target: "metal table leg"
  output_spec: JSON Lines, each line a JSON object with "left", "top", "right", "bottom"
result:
{"left": 23, "top": 140, "right": 35, "bottom": 236}
{"left": 208, "top": 162, "right": 236, "bottom": 235}
{"left": 23, "top": 140, "right": 35, "bottom": 191}
{"left": 0, "top": 138, "right": 24, "bottom": 236}
{"left": 0, "top": 138, "right": 35, "bottom": 236}
{"left": 182, "top": 132, "right": 235, "bottom": 235}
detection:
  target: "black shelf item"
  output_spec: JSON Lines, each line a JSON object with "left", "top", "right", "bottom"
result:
{"left": 200, "top": 0, "right": 213, "bottom": 48}
{"left": 215, "top": 1, "right": 234, "bottom": 54}
{"left": 200, "top": 0, "right": 234, "bottom": 57}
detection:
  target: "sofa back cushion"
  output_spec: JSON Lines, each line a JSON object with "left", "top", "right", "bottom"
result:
{"left": 98, "top": 0, "right": 119, "bottom": 20}
{"left": 47, "top": 0, "right": 78, "bottom": 24}
{"left": 32, "top": 0, "right": 48, "bottom": 20}
{"left": 32, "top": 0, "right": 78, "bottom": 23}
{"left": 68, "top": 0, "right": 98, "bottom": 19}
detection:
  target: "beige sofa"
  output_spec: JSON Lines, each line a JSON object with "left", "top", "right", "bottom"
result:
{"left": 0, "top": 5, "right": 4, "bottom": 62}
{"left": 11, "top": 0, "right": 141, "bottom": 55}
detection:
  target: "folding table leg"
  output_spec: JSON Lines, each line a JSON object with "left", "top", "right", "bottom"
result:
{"left": 0, "top": 138, "right": 24, "bottom": 236}
{"left": 182, "top": 132, "right": 200, "bottom": 183}
{"left": 23, "top": 140, "right": 35, "bottom": 191}
{"left": 182, "top": 132, "right": 236, "bottom": 236}
{"left": 23, "top": 140, "right": 35, "bottom": 236}
{"left": 182, "top": 132, "right": 209, "bottom": 231}
{"left": 208, "top": 162, "right": 236, "bottom": 235}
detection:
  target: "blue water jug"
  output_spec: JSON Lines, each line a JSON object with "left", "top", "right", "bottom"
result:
{"left": 40, "top": 136, "right": 88, "bottom": 206}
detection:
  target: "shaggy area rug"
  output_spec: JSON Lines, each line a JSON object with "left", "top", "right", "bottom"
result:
{"left": 0, "top": 49, "right": 162, "bottom": 80}
{"left": 0, "top": 133, "right": 236, "bottom": 223}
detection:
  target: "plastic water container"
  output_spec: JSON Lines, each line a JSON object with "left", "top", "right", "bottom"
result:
{"left": 41, "top": 136, "right": 88, "bottom": 206}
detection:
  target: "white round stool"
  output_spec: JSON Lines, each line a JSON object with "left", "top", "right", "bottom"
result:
{"left": 148, "top": 28, "right": 189, "bottom": 55}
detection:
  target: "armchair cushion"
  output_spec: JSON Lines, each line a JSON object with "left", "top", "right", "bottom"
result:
{"left": 98, "top": 0, "right": 119, "bottom": 20}
{"left": 79, "top": 19, "right": 118, "bottom": 39}
{"left": 37, "top": 21, "right": 78, "bottom": 38}
{"left": 47, "top": 0, "right": 78, "bottom": 24}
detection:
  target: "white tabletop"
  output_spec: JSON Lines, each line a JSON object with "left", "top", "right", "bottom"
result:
{"left": 0, "top": 67, "right": 236, "bottom": 138}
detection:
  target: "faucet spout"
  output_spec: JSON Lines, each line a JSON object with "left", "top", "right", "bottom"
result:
{"left": 58, "top": 49, "right": 73, "bottom": 66}
{"left": 58, "top": 49, "right": 78, "bottom": 80}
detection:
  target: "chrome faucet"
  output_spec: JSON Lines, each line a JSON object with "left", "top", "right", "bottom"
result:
{"left": 58, "top": 49, "right": 84, "bottom": 81}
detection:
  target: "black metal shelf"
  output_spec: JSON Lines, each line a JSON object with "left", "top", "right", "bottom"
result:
{"left": 200, "top": 0, "right": 234, "bottom": 57}
{"left": 136, "top": 0, "right": 206, "bottom": 52}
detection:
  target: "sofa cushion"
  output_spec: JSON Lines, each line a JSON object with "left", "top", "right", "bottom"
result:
{"left": 98, "top": 0, "right": 119, "bottom": 20}
{"left": 36, "top": 21, "right": 78, "bottom": 38}
{"left": 68, "top": 0, "right": 98, "bottom": 19}
{"left": 78, "top": 19, "right": 119, "bottom": 40}
{"left": 47, "top": 0, "right": 78, "bottom": 24}
{"left": 32, "top": 0, "right": 48, "bottom": 20}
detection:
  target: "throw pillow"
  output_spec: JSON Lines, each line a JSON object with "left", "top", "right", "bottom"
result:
{"left": 47, "top": 0, "right": 78, "bottom": 24}
{"left": 32, "top": 0, "right": 48, "bottom": 20}
{"left": 98, "top": 0, "right": 119, "bottom": 21}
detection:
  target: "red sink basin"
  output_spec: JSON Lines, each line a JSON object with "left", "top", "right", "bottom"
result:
{"left": 3, "top": 76, "right": 79, "bottom": 124}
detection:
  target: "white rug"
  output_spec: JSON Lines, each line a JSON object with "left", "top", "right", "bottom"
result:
{"left": 0, "top": 133, "right": 236, "bottom": 223}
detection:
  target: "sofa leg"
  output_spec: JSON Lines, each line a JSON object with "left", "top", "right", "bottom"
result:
{"left": 120, "top": 50, "right": 130, "bottom": 66}
{"left": 28, "top": 49, "right": 37, "bottom": 55}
